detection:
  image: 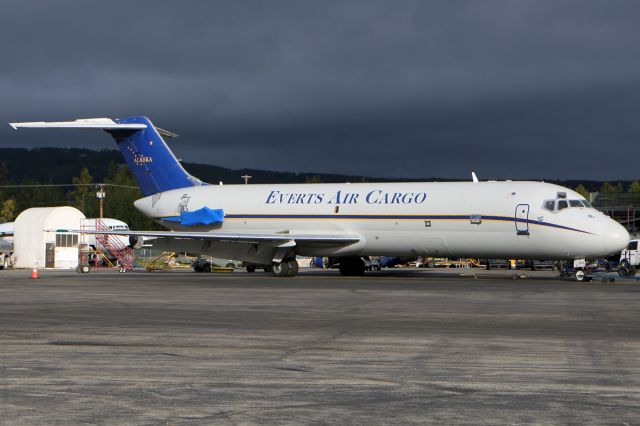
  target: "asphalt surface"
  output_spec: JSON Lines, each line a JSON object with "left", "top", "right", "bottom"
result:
{"left": 1, "top": 267, "right": 639, "bottom": 424}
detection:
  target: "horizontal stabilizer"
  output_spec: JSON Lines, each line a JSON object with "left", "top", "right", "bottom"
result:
{"left": 9, "top": 118, "right": 147, "bottom": 131}
{"left": 10, "top": 115, "right": 191, "bottom": 195}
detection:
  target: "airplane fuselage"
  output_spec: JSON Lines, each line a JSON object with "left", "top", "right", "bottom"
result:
{"left": 134, "top": 180, "right": 627, "bottom": 261}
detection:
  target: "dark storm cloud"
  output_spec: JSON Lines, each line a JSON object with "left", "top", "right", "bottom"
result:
{"left": 1, "top": 0, "right": 640, "bottom": 179}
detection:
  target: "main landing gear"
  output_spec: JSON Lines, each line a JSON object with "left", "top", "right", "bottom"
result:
{"left": 271, "top": 259, "right": 299, "bottom": 277}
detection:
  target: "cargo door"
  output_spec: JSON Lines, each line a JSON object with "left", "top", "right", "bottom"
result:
{"left": 515, "top": 204, "right": 530, "bottom": 236}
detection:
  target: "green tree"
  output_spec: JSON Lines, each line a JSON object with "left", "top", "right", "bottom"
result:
{"left": 305, "top": 175, "right": 322, "bottom": 183}
{"left": 12, "top": 180, "right": 65, "bottom": 215}
{"left": 103, "top": 165, "right": 160, "bottom": 230}
{"left": 0, "top": 199, "right": 15, "bottom": 222}
{"left": 68, "top": 167, "right": 95, "bottom": 215}
{"left": 629, "top": 181, "right": 640, "bottom": 193}
{"left": 0, "top": 161, "right": 9, "bottom": 184}
{"left": 574, "top": 184, "right": 589, "bottom": 199}
{"left": 599, "top": 182, "right": 617, "bottom": 193}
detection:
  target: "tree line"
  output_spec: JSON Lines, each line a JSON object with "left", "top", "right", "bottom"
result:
{"left": 0, "top": 161, "right": 159, "bottom": 230}
{"left": 574, "top": 181, "right": 640, "bottom": 199}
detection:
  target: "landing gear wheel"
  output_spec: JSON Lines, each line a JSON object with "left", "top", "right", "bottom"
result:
{"left": 202, "top": 263, "right": 212, "bottom": 273}
{"left": 246, "top": 264, "right": 256, "bottom": 273}
{"left": 263, "top": 264, "right": 273, "bottom": 273}
{"left": 286, "top": 260, "right": 299, "bottom": 277}
{"left": 619, "top": 260, "right": 632, "bottom": 277}
{"left": 272, "top": 262, "right": 290, "bottom": 277}
{"left": 575, "top": 269, "right": 585, "bottom": 282}
{"left": 629, "top": 266, "right": 637, "bottom": 276}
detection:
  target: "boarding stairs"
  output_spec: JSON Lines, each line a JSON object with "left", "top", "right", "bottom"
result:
{"left": 87, "top": 219, "right": 134, "bottom": 271}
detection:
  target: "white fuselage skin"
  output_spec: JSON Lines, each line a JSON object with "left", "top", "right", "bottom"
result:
{"left": 134, "top": 181, "right": 629, "bottom": 261}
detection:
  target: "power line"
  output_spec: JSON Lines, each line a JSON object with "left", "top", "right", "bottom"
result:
{"left": 0, "top": 183, "right": 138, "bottom": 189}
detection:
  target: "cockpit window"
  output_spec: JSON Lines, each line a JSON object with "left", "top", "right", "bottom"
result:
{"left": 544, "top": 197, "right": 592, "bottom": 213}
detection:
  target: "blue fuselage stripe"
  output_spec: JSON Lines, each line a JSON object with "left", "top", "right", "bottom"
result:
{"left": 213, "top": 214, "right": 593, "bottom": 235}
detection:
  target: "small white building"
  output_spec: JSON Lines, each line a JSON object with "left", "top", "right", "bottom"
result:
{"left": 14, "top": 207, "right": 85, "bottom": 269}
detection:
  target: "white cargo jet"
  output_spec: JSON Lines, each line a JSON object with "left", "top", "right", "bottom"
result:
{"left": 10, "top": 116, "right": 629, "bottom": 277}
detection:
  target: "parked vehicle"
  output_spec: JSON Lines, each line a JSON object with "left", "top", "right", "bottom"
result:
{"left": 619, "top": 239, "right": 640, "bottom": 276}
{"left": 484, "top": 259, "right": 510, "bottom": 270}
{"left": 192, "top": 257, "right": 240, "bottom": 272}
{"left": 365, "top": 258, "right": 381, "bottom": 271}
{"left": 0, "top": 238, "right": 14, "bottom": 270}
{"left": 244, "top": 262, "right": 273, "bottom": 273}
{"left": 524, "top": 260, "right": 558, "bottom": 271}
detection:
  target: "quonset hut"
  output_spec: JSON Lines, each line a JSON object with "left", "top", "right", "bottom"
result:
{"left": 14, "top": 207, "right": 85, "bottom": 269}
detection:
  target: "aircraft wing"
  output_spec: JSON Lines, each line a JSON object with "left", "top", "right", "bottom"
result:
{"left": 61, "top": 228, "right": 360, "bottom": 263}
{"left": 61, "top": 228, "right": 360, "bottom": 245}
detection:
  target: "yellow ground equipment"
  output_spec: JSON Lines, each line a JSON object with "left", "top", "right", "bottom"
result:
{"left": 146, "top": 252, "right": 176, "bottom": 271}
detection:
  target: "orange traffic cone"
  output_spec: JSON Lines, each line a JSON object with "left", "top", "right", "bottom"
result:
{"left": 31, "top": 266, "right": 39, "bottom": 279}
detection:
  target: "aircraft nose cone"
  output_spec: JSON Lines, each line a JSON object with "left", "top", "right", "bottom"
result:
{"left": 601, "top": 219, "right": 629, "bottom": 255}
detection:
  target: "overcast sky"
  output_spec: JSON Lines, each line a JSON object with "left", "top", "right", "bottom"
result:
{"left": 2, "top": 0, "right": 639, "bottom": 180}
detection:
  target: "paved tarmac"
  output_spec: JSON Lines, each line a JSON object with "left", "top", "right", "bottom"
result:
{"left": 1, "top": 267, "right": 640, "bottom": 424}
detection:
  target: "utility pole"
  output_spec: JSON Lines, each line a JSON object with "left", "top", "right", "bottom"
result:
{"left": 241, "top": 174, "right": 252, "bottom": 184}
{"left": 96, "top": 185, "right": 106, "bottom": 218}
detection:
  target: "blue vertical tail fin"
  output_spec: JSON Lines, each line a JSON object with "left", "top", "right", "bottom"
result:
{"left": 109, "top": 116, "right": 204, "bottom": 196}
{"left": 10, "top": 116, "right": 206, "bottom": 196}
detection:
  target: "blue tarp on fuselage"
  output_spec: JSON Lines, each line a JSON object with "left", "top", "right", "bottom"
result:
{"left": 162, "top": 207, "right": 224, "bottom": 226}
{"left": 181, "top": 207, "right": 224, "bottom": 225}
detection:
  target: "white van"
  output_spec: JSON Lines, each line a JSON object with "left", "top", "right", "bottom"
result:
{"left": 619, "top": 239, "right": 640, "bottom": 276}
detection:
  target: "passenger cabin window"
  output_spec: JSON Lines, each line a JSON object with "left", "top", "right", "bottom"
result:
{"left": 543, "top": 200, "right": 555, "bottom": 212}
{"left": 628, "top": 241, "right": 638, "bottom": 251}
{"left": 557, "top": 200, "right": 569, "bottom": 210}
